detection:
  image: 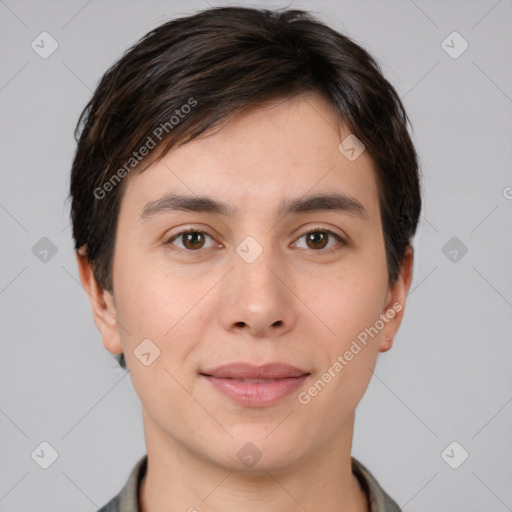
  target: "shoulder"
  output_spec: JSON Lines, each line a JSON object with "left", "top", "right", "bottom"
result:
{"left": 351, "top": 456, "right": 402, "bottom": 512}
{"left": 97, "top": 494, "right": 121, "bottom": 512}
{"left": 96, "top": 455, "right": 148, "bottom": 512}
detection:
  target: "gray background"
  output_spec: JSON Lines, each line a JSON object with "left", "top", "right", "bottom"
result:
{"left": 1, "top": 0, "right": 511, "bottom": 510}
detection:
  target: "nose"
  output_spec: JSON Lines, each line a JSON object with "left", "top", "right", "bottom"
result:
{"left": 218, "top": 247, "right": 297, "bottom": 339}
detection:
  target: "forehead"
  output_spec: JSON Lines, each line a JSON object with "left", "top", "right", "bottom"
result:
{"left": 121, "top": 93, "right": 380, "bottom": 222}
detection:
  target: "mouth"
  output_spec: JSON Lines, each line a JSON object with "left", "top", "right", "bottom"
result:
{"left": 200, "top": 362, "right": 310, "bottom": 406}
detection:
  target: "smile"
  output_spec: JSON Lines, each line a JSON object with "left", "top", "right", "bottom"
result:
{"left": 200, "top": 362, "right": 310, "bottom": 406}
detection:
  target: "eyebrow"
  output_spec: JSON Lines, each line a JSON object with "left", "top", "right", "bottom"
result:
{"left": 139, "top": 192, "right": 369, "bottom": 221}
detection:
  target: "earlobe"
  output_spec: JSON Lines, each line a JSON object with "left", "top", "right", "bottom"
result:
{"left": 380, "top": 335, "right": 393, "bottom": 353}
{"left": 75, "top": 249, "right": 123, "bottom": 355}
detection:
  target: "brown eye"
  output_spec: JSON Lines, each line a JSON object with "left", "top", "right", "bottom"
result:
{"left": 293, "top": 229, "right": 345, "bottom": 251}
{"left": 182, "top": 231, "right": 205, "bottom": 250}
{"left": 305, "top": 231, "right": 329, "bottom": 250}
{"left": 167, "top": 230, "right": 216, "bottom": 251}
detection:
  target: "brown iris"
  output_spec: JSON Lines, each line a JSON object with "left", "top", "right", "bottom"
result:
{"left": 181, "top": 231, "right": 206, "bottom": 250}
{"left": 305, "top": 231, "right": 329, "bottom": 250}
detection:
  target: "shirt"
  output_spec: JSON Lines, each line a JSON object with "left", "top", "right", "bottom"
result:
{"left": 97, "top": 454, "right": 401, "bottom": 512}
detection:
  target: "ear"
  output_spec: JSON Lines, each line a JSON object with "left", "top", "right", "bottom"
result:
{"left": 75, "top": 248, "right": 123, "bottom": 356}
{"left": 379, "top": 246, "right": 414, "bottom": 353}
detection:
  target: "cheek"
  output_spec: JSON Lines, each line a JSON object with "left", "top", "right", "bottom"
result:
{"left": 317, "top": 261, "right": 388, "bottom": 342}
{"left": 302, "top": 286, "right": 383, "bottom": 425}
{"left": 112, "top": 251, "right": 216, "bottom": 372}
{"left": 112, "top": 265, "right": 203, "bottom": 411}
{"left": 113, "top": 248, "right": 188, "bottom": 334}
{"left": 306, "top": 257, "right": 387, "bottom": 398}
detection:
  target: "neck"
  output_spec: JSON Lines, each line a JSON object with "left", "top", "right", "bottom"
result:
{"left": 139, "top": 412, "right": 369, "bottom": 512}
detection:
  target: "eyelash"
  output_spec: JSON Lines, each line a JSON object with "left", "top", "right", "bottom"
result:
{"left": 165, "top": 226, "right": 346, "bottom": 254}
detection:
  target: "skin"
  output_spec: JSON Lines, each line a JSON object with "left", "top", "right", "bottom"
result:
{"left": 77, "top": 92, "right": 413, "bottom": 512}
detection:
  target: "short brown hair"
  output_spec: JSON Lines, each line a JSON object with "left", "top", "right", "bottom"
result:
{"left": 69, "top": 6, "right": 421, "bottom": 364}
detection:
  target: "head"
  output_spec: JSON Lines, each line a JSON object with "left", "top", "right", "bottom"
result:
{"left": 70, "top": 6, "right": 420, "bottom": 472}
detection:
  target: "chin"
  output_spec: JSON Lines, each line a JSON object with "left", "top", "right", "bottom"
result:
{"left": 209, "top": 430, "right": 305, "bottom": 473}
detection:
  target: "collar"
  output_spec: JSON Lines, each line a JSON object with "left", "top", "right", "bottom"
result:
{"left": 98, "top": 454, "right": 401, "bottom": 512}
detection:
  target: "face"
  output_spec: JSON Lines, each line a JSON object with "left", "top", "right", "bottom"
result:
{"left": 78, "top": 92, "right": 412, "bottom": 472}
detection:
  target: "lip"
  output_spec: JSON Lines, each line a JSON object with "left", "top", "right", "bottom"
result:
{"left": 200, "top": 362, "right": 310, "bottom": 407}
